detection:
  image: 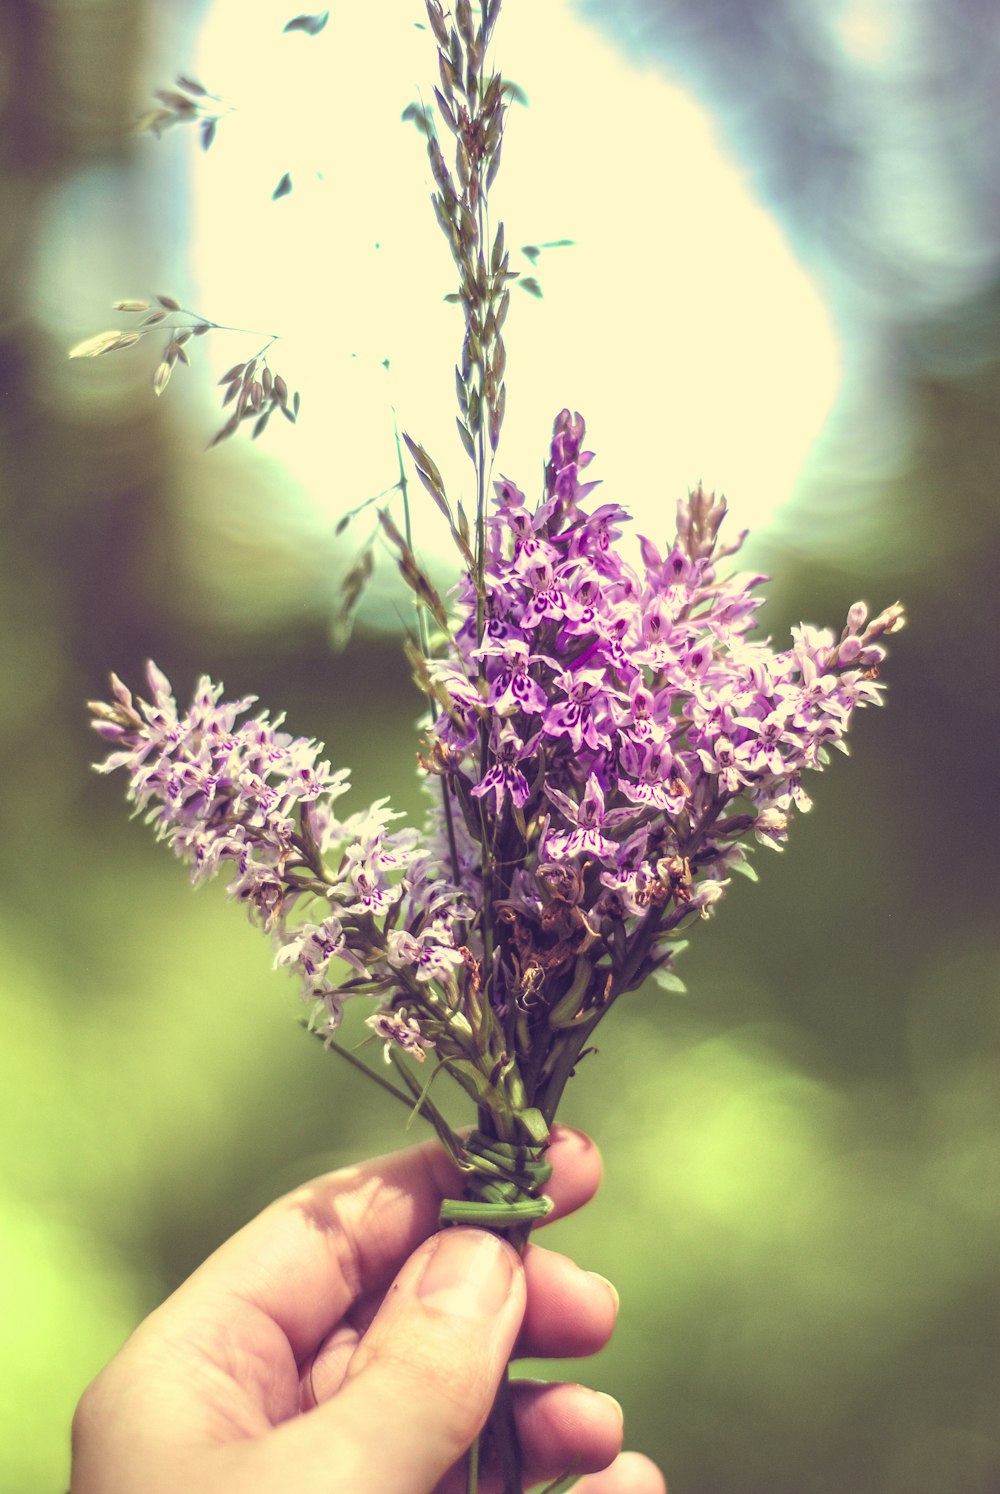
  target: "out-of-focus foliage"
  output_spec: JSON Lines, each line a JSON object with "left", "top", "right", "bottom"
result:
{"left": 1, "top": 3, "right": 998, "bottom": 1493}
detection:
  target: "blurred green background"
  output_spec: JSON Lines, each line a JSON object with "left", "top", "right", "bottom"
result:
{"left": 2, "top": 2, "right": 999, "bottom": 1492}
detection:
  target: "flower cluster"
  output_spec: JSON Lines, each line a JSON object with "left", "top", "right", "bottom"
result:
{"left": 423, "top": 410, "right": 904, "bottom": 1026}
{"left": 90, "top": 412, "right": 903, "bottom": 1122}
{"left": 88, "top": 665, "right": 471, "bottom": 1047}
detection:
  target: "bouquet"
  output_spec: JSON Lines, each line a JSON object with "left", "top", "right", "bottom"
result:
{"left": 85, "top": 3, "right": 904, "bottom": 1489}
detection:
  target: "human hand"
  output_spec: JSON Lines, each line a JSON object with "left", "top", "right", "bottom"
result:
{"left": 70, "top": 1125, "right": 665, "bottom": 1494}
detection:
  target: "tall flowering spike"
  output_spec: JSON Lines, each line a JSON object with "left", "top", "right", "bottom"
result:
{"left": 425, "top": 410, "right": 904, "bottom": 1020}
{"left": 89, "top": 661, "right": 349, "bottom": 919}
{"left": 87, "top": 662, "right": 474, "bottom": 1058}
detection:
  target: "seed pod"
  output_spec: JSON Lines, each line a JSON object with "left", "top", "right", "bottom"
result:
{"left": 486, "top": 141, "right": 502, "bottom": 190}
{"left": 426, "top": 0, "right": 449, "bottom": 49}
{"left": 437, "top": 51, "right": 457, "bottom": 102}
{"left": 429, "top": 139, "right": 453, "bottom": 194}
{"left": 491, "top": 338, "right": 506, "bottom": 382}
{"left": 456, "top": 417, "right": 476, "bottom": 461}
{"left": 489, "top": 382, "right": 506, "bottom": 451}
{"left": 68, "top": 330, "right": 125, "bottom": 359}
{"left": 153, "top": 360, "right": 173, "bottom": 396}
{"left": 458, "top": 203, "right": 477, "bottom": 248}
{"left": 134, "top": 107, "right": 173, "bottom": 135}
{"left": 112, "top": 299, "right": 150, "bottom": 313}
{"left": 208, "top": 412, "right": 241, "bottom": 448}
{"left": 154, "top": 90, "right": 197, "bottom": 113}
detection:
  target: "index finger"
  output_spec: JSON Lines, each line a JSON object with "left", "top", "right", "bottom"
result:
{"left": 142, "top": 1124, "right": 601, "bottom": 1363}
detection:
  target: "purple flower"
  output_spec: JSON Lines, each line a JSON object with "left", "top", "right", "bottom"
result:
{"left": 470, "top": 722, "right": 533, "bottom": 811}
{"left": 89, "top": 662, "right": 472, "bottom": 1048}
{"left": 91, "top": 662, "right": 349, "bottom": 921}
{"left": 543, "top": 774, "right": 632, "bottom": 864}
{"left": 365, "top": 1007, "right": 435, "bottom": 1064}
{"left": 474, "top": 636, "right": 554, "bottom": 717}
{"left": 92, "top": 410, "right": 903, "bottom": 1071}
{"left": 423, "top": 409, "right": 904, "bottom": 1012}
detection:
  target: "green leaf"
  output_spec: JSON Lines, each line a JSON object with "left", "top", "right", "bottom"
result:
{"left": 401, "top": 102, "right": 435, "bottom": 138}
{"left": 283, "top": 11, "right": 329, "bottom": 36}
{"left": 517, "top": 1107, "right": 550, "bottom": 1145}
{"left": 652, "top": 969, "right": 688, "bottom": 994}
{"left": 537, "top": 1470, "right": 584, "bottom": 1494}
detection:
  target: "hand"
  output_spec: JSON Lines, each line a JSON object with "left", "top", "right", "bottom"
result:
{"left": 70, "top": 1125, "right": 665, "bottom": 1494}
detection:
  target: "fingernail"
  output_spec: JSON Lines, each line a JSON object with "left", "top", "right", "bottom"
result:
{"left": 595, "top": 1389, "right": 624, "bottom": 1428}
{"left": 588, "top": 1271, "right": 619, "bottom": 1312}
{"left": 417, "top": 1229, "right": 517, "bottom": 1318}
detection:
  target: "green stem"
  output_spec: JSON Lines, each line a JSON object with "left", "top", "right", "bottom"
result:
{"left": 318, "top": 1034, "right": 461, "bottom": 1160}
{"left": 394, "top": 410, "right": 464, "bottom": 891}
{"left": 311, "top": 1032, "right": 417, "bottom": 1107}
{"left": 491, "top": 1365, "right": 524, "bottom": 1494}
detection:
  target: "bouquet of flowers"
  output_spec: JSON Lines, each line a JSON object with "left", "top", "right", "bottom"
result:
{"left": 86, "top": 3, "right": 904, "bottom": 1489}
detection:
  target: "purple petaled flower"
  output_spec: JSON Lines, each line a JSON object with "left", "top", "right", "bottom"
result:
{"left": 365, "top": 1007, "right": 435, "bottom": 1064}
{"left": 423, "top": 408, "right": 904, "bottom": 1018}
{"left": 470, "top": 722, "right": 533, "bottom": 810}
{"left": 91, "top": 662, "right": 350, "bottom": 922}
{"left": 90, "top": 410, "right": 903, "bottom": 1074}
{"left": 89, "top": 660, "right": 472, "bottom": 1045}
{"left": 543, "top": 774, "right": 632, "bottom": 865}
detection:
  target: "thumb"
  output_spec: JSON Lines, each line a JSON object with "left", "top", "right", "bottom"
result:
{"left": 284, "top": 1228, "right": 526, "bottom": 1494}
